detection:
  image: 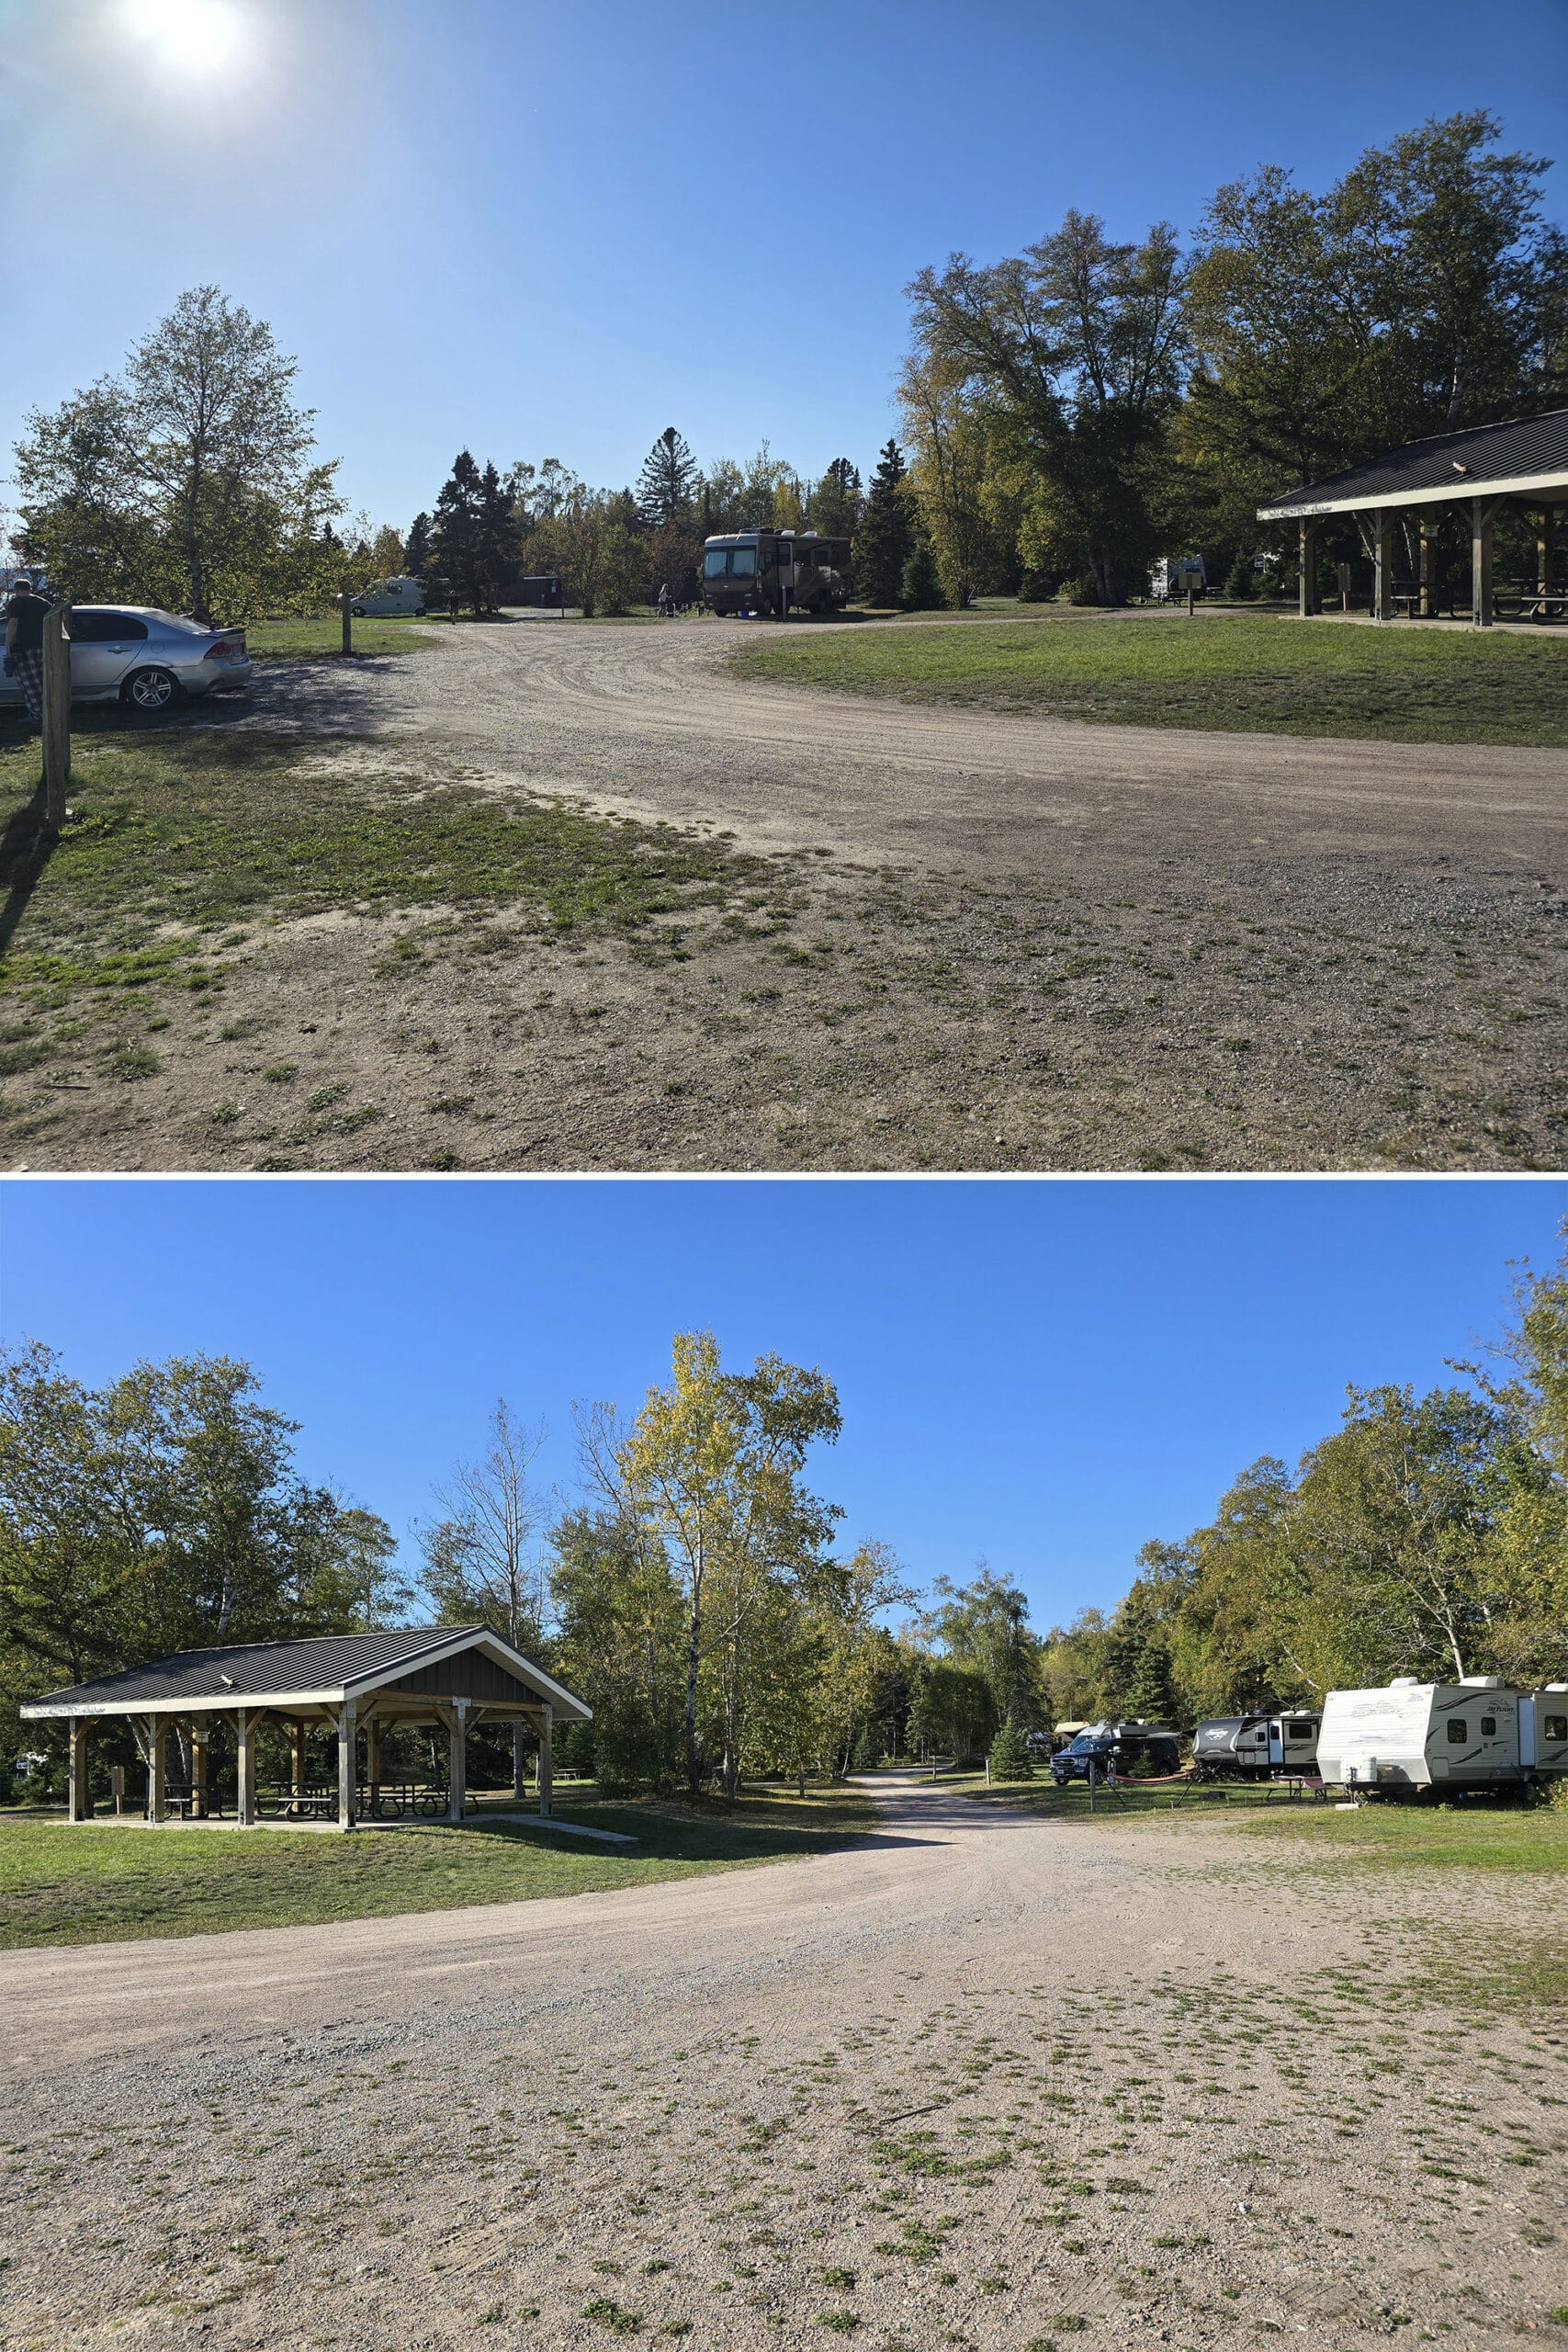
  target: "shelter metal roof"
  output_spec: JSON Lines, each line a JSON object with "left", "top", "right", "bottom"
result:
{"left": 1257, "top": 407, "right": 1568, "bottom": 521}
{"left": 20, "top": 1624, "right": 591, "bottom": 1722}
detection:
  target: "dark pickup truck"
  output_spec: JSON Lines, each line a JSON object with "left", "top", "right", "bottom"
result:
{"left": 1050, "top": 1722, "right": 1180, "bottom": 1786}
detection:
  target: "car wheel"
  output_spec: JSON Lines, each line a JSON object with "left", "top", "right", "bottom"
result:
{"left": 124, "top": 666, "right": 181, "bottom": 714}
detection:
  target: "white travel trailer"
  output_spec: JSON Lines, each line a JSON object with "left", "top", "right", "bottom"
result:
{"left": 350, "top": 576, "right": 427, "bottom": 617}
{"left": 1319, "top": 1676, "right": 1568, "bottom": 1794}
{"left": 1521, "top": 1685, "right": 1568, "bottom": 1777}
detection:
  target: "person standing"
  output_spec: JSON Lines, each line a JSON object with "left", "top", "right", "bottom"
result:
{"left": 3, "top": 578, "right": 50, "bottom": 727}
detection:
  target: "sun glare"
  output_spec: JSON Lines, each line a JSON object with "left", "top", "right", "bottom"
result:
{"left": 120, "top": 0, "right": 248, "bottom": 74}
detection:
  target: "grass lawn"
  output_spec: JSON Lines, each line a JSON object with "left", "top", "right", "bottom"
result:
{"left": 244, "top": 616, "right": 441, "bottom": 661}
{"left": 965, "top": 1774, "right": 1568, "bottom": 1870}
{"left": 0, "top": 720, "right": 787, "bottom": 1016}
{"left": 0, "top": 1784, "right": 876, "bottom": 1948}
{"left": 727, "top": 608, "right": 1568, "bottom": 745}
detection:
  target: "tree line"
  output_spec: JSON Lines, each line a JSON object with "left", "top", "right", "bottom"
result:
{"left": 4, "top": 1234, "right": 1562, "bottom": 1798}
{"left": 899, "top": 109, "right": 1566, "bottom": 608}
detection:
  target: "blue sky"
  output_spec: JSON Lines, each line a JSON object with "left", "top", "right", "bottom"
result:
{"left": 4, "top": 0, "right": 1564, "bottom": 532}
{"left": 2, "top": 1179, "right": 1562, "bottom": 1628}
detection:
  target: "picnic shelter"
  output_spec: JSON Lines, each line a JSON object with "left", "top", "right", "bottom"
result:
{"left": 1258, "top": 405, "right": 1568, "bottom": 626}
{"left": 19, "top": 1623, "right": 591, "bottom": 1831}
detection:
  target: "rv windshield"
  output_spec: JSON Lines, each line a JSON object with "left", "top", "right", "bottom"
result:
{"left": 704, "top": 547, "right": 755, "bottom": 580}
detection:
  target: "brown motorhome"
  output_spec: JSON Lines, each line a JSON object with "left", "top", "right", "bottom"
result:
{"left": 701, "top": 530, "right": 852, "bottom": 617}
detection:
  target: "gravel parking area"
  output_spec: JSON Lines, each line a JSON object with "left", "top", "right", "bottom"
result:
{"left": 1, "top": 1778, "right": 1562, "bottom": 2350}
{"left": 6, "top": 618, "right": 1566, "bottom": 1170}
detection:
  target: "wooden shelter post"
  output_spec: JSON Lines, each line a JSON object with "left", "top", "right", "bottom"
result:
{"left": 67, "top": 1714, "right": 91, "bottom": 1822}
{"left": 1419, "top": 515, "right": 1438, "bottom": 618}
{"left": 146, "top": 1719, "right": 167, "bottom": 1823}
{"left": 190, "top": 1721, "right": 209, "bottom": 1817}
{"left": 365, "top": 1715, "right": 382, "bottom": 1815}
{"left": 537, "top": 1701, "right": 553, "bottom": 1819}
{"left": 235, "top": 1708, "right": 258, "bottom": 1826}
{"left": 1371, "top": 510, "right": 1390, "bottom": 622}
{"left": 1297, "top": 522, "right": 1321, "bottom": 616}
{"left": 1472, "top": 496, "right": 1496, "bottom": 628}
{"left": 448, "top": 1701, "right": 468, "bottom": 1823}
{"left": 336, "top": 1701, "right": 357, "bottom": 1831}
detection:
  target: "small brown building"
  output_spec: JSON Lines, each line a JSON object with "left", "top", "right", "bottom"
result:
{"left": 20, "top": 1624, "right": 591, "bottom": 1832}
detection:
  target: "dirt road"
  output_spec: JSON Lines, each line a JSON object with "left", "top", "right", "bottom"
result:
{"left": 12, "top": 619, "right": 1568, "bottom": 1172}
{"left": 266, "top": 616, "right": 1568, "bottom": 879}
{"left": 2, "top": 1778, "right": 1562, "bottom": 2350}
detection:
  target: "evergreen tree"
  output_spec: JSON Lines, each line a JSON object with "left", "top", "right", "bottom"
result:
{"left": 854, "top": 439, "right": 915, "bottom": 606}
{"left": 475, "top": 460, "right": 517, "bottom": 611}
{"left": 404, "top": 512, "right": 432, "bottom": 577}
{"left": 987, "top": 1717, "right": 1035, "bottom": 1781}
{"left": 901, "top": 532, "right": 943, "bottom": 610}
{"left": 809, "top": 458, "right": 863, "bottom": 539}
{"left": 850, "top": 1724, "right": 882, "bottom": 1771}
{"left": 429, "top": 451, "right": 485, "bottom": 613}
{"left": 1222, "top": 550, "right": 1257, "bottom": 601}
{"left": 637, "top": 426, "right": 699, "bottom": 526}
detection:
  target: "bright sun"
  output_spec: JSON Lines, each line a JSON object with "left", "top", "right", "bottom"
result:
{"left": 121, "top": 0, "right": 247, "bottom": 74}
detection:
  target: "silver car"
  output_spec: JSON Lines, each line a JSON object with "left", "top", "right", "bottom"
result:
{"left": 0, "top": 604, "right": 253, "bottom": 713}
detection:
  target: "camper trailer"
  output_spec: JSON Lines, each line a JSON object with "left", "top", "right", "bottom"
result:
{"left": 1191, "top": 1712, "right": 1320, "bottom": 1781}
{"left": 701, "top": 531, "right": 852, "bottom": 617}
{"left": 350, "top": 576, "right": 427, "bottom": 617}
{"left": 1521, "top": 1685, "right": 1568, "bottom": 1778}
{"left": 1318, "top": 1676, "right": 1568, "bottom": 1795}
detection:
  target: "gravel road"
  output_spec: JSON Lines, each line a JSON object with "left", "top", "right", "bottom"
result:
{"left": 2, "top": 1777, "right": 1562, "bottom": 2351}
{"left": 264, "top": 616, "right": 1568, "bottom": 880}
{"left": 13, "top": 617, "right": 1567, "bottom": 1171}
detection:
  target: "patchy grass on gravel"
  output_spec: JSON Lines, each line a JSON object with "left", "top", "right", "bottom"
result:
{"left": 0, "top": 725, "right": 791, "bottom": 1011}
{"left": 0, "top": 1786, "right": 875, "bottom": 1947}
{"left": 727, "top": 609, "right": 1568, "bottom": 744}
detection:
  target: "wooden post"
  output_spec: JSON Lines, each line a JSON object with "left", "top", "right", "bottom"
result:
{"left": 1185, "top": 581, "right": 1194, "bottom": 618}
{"left": 147, "top": 1719, "right": 167, "bottom": 1823}
{"left": 41, "top": 604, "right": 71, "bottom": 830}
{"left": 1472, "top": 496, "right": 1495, "bottom": 628}
{"left": 337, "top": 1702, "right": 357, "bottom": 1831}
{"left": 67, "top": 1715, "right": 91, "bottom": 1823}
{"left": 1371, "top": 509, "right": 1389, "bottom": 622}
{"left": 235, "top": 1708, "right": 257, "bottom": 1826}
{"left": 341, "top": 588, "right": 353, "bottom": 655}
{"left": 513, "top": 1721, "right": 527, "bottom": 1804}
{"left": 1539, "top": 508, "right": 1556, "bottom": 606}
{"left": 1297, "top": 523, "right": 1320, "bottom": 617}
{"left": 290, "top": 1718, "right": 308, "bottom": 1799}
{"left": 448, "top": 1702, "right": 468, "bottom": 1823}
{"left": 190, "top": 1721, "right": 209, "bottom": 1818}
{"left": 1419, "top": 516, "right": 1438, "bottom": 618}
{"left": 365, "top": 1714, "right": 381, "bottom": 1817}
{"left": 537, "top": 1702, "right": 553, "bottom": 1820}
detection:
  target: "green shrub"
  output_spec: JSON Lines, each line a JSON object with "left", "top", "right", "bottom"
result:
{"left": 1222, "top": 552, "right": 1258, "bottom": 601}
{"left": 988, "top": 1718, "right": 1035, "bottom": 1781}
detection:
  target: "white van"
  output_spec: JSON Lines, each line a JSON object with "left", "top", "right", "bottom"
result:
{"left": 350, "top": 577, "right": 427, "bottom": 618}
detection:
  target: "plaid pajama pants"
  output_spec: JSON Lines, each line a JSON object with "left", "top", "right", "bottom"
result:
{"left": 11, "top": 645, "right": 44, "bottom": 722}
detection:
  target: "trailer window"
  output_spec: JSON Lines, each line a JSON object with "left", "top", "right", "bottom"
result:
{"left": 1447, "top": 1718, "right": 1468, "bottom": 1743}
{"left": 1544, "top": 1715, "right": 1566, "bottom": 1742}
{"left": 1286, "top": 1723, "right": 1313, "bottom": 1738}
{"left": 703, "top": 549, "right": 730, "bottom": 580}
{"left": 1480, "top": 1715, "right": 1496, "bottom": 1736}
{"left": 730, "top": 547, "right": 756, "bottom": 577}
